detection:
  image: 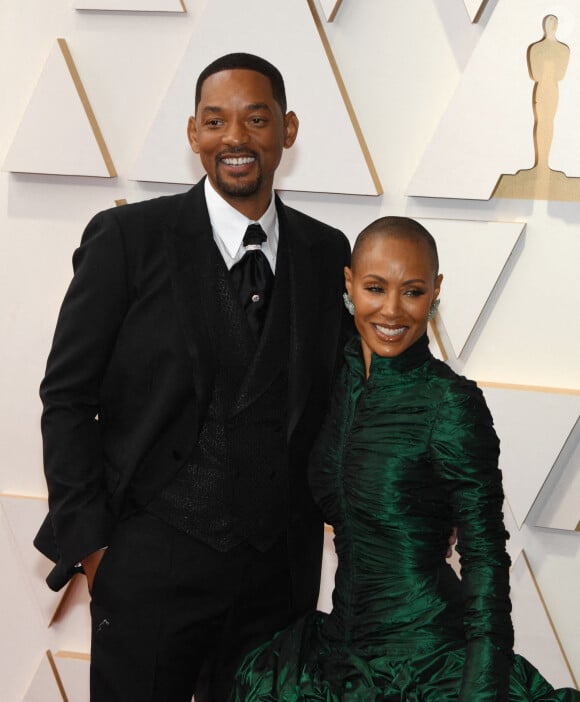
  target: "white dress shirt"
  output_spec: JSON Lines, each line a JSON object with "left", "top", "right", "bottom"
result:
{"left": 204, "top": 178, "right": 278, "bottom": 273}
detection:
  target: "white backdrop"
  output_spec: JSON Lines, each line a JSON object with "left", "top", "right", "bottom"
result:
{"left": 1, "top": 0, "right": 579, "bottom": 699}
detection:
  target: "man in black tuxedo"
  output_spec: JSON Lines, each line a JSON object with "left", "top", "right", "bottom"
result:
{"left": 34, "top": 53, "right": 351, "bottom": 701}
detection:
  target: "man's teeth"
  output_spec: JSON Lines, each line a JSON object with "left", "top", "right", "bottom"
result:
{"left": 222, "top": 157, "right": 255, "bottom": 165}
{"left": 375, "top": 324, "right": 406, "bottom": 337}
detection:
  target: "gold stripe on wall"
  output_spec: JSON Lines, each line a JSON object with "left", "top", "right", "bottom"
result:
{"left": 57, "top": 38, "right": 117, "bottom": 178}
{"left": 522, "top": 550, "right": 579, "bottom": 689}
{"left": 306, "top": 0, "right": 382, "bottom": 195}
{"left": 478, "top": 380, "right": 580, "bottom": 396}
{"left": 46, "top": 650, "right": 68, "bottom": 702}
{"left": 325, "top": 0, "right": 344, "bottom": 23}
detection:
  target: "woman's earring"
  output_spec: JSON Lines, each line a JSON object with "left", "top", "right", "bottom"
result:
{"left": 343, "top": 292, "right": 355, "bottom": 316}
{"left": 427, "top": 299, "right": 440, "bottom": 321}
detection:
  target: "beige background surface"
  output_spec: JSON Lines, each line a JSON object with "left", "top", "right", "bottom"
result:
{"left": 1, "top": 0, "right": 579, "bottom": 698}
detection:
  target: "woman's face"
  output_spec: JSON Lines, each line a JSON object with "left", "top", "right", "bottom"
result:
{"left": 344, "top": 234, "right": 442, "bottom": 374}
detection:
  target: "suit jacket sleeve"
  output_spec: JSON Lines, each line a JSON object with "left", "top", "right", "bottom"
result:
{"left": 39, "top": 209, "right": 130, "bottom": 572}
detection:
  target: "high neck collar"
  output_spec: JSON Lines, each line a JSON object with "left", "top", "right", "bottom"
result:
{"left": 345, "top": 333, "right": 431, "bottom": 378}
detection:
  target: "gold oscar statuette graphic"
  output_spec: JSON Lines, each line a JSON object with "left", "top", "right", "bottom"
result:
{"left": 494, "top": 15, "right": 580, "bottom": 201}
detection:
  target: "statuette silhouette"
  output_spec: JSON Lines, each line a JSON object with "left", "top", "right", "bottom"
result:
{"left": 494, "top": 15, "right": 580, "bottom": 201}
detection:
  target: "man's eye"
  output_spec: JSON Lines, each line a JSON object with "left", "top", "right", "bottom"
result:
{"left": 206, "top": 119, "right": 222, "bottom": 127}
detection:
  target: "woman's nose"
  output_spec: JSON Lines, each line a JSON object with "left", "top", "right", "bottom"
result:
{"left": 381, "top": 292, "right": 401, "bottom": 317}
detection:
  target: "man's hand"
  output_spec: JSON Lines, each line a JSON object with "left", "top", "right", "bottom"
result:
{"left": 81, "top": 548, "right": 107, "bottom": 594}
{"left": 446, "top": 527, "right": 458, "bottom": 559}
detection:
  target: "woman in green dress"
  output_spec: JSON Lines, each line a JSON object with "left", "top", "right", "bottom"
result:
{"left": 231, "top": 216, "right": 579, "bottom": 701}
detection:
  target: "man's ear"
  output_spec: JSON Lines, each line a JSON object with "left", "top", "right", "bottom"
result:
{"left": 283, "top": 111, "right": 299, "bottom": 149}
{"left": 187, "top": 116, "right": 200, "bottom": 154}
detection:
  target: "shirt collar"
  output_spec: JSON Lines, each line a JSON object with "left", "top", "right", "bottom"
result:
{"left": 204, "top": 178, "right": 278, "bottom": 259}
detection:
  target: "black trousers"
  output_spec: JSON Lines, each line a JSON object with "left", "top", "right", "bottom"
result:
{"left": 89, "top": 511, "right": 293, "bottom": 702}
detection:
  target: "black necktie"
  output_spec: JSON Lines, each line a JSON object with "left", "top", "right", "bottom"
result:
{"left": 229, "top": 223, "right": 274, "bottom": 337}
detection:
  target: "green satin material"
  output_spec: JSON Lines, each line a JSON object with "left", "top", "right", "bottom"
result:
{"left": 232, "top": 335, "right": 579, "bottom": 701}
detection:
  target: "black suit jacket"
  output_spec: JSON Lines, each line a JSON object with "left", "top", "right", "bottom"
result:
{"left": 35, "top": 179, "right": 352, "bottom": 613}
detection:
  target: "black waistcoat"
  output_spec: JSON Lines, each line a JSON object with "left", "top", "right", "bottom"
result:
{"left": 148, "top": 233, "right": 291, "bottom": 552}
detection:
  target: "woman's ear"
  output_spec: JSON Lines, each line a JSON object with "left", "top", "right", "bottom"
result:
{"left": 433, "top": 273, "right": 443, "bottom": 301}
{"left": 344, "top": 266, "right": 353, "bottom": 295}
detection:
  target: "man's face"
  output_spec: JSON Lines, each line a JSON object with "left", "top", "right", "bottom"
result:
{"left": 188, "top": 69, "right": 298, "bottom": 219}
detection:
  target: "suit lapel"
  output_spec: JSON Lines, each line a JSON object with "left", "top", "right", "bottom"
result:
{"left": 162, "top": 185, "right": 318, "bottom": 438}
{"left": 162, "top": 180, "right": 218, "bottom": 414}
{"left": 280, "top": 200, "right": 318, "bottom": 441}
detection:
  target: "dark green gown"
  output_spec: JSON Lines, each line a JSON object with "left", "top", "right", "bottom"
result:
{"left": 232, "top": 335, "right": 579, "bottom": 701}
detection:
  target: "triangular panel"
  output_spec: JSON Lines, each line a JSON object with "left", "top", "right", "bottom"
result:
{"left": 53, "top": 651, "right": 91, "bottom": 702}
{"left": 480, "top": 386, "right": 580, "bottom": 528}
{"left": 511, "top": 551, "right": 577, "bottom": 689}
{"left": 131, "top": 0, "right": 381, "bottom": 195}
{"left": 463, "top": 0, "right": 491, "bottom": 23}
{"left": 417, "top": 219, "right": 524, "bottom": 357}
{"left": 3, "top": 39, "right": 116, "bottom": 178}
{"left": 532, "top": 417, "right": 580, "bottom": 531}
{"left": 408, "top": 0, "right": 580, "bottom": 200}
{"left": 320, "top": 0, "right": 343, "bottom": 22}
{"left": 74, "top": 0, "right": 186, "bottom": 10}
{"left": 427, "top": 320, "right": 447, "bottom": 362}
{"left": 317, "top": 525, "right": 338, "bottom": 613}
{"left": 22, "top": 651, "right": 67, "bottom": 702}
{"left": 0, "top": 495, "right": 64, "bottom": 626}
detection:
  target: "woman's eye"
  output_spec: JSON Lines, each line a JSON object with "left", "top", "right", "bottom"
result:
{"left": 404, "top": 289, "right": 425, "bottom": 297}
{"left": 365, "top": 285, "right": 383, "bottom": 293}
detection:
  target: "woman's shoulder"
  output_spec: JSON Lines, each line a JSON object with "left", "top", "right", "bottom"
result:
{"left": 428, "top": 357, "right": 480, "bottom": 393}
{"left": 426, "top": 357, "right": 491, "bottom": 419}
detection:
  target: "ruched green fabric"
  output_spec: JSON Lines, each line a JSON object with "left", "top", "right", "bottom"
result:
{"left": 231, "top": 335, "right": 580, "bottom": 701}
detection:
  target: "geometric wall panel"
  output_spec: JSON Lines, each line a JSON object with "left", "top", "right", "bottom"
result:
{"left": 0, "top": 495, "right": 64, "bottom": 627}
{"left": 317, "top": 525, "right": 338, "bottom": 614}
{"left": 74, "top": 0, "right": 185, "bottom": 9}
{"left": 511, "top": 551, "right": 578, "bottom": 689}
{"left": 319, "top": 0, "right": 343, "bottom": 22}
{"left": 131, "top": 0, "right": 381, "bottom": 195}
{"left": 480, "top": 385, "right": 580, "bottom": 529}
{"left": 427, "top": 319, "right": 447, "bottom": 362}
{"left": 532, "top": 418, "right": 580, "bottom": 531}
{"left": 22, "top": 650, "right": 90, "bottom": 702}
{"left": 2, "top": 39, "right": 116, "bottom": 178}
{"left": 52, "top": 652, "right": 91, "bottom": 702}
{"left": 417, "top": 219, "right": 524, "bottom": 358}
{"left": 22, "top": 651, "right": 67, "bottom": 702}
{"left": 463, "top": 0, "right": 491, "bottom": 23}
{"left": 408, "top": 0, "right": 580, "bottom": 200}
{"left": 0, "top": 494, "right": 91, "bottom": 640}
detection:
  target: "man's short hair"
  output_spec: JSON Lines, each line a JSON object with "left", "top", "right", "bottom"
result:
{"left": 195, "top": 53, "right": 287, "bottom": 114}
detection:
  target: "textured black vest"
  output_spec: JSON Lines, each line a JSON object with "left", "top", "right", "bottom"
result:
{"left": 148, "top": 232, "right": 291, "bottom": 552}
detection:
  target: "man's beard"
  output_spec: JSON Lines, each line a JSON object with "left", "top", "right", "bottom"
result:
{"left": 215, "top": 162, "right": 263, "bottom": 198}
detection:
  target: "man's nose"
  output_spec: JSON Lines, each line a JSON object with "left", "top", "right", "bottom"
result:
{"left": 223, "top": 120, "right": 249, "bottom": 145}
